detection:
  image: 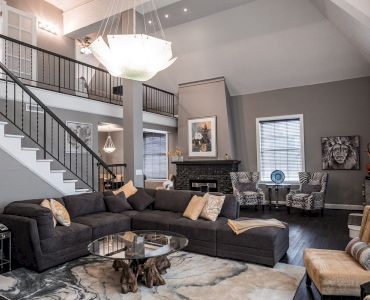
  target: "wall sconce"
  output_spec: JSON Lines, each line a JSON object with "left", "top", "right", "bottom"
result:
{"left": 38, "top": 20, "right": 58, "bottom": 35}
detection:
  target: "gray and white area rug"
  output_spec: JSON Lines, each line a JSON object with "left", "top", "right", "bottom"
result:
{"left": 0, "top": 252, "right": 305, "bottom": 300}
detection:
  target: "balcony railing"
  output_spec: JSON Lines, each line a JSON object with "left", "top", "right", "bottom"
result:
{"left": 0, "top": 34, "right": 175, "bottom": 117}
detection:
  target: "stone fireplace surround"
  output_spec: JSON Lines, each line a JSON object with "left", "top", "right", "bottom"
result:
{"left": 172, "top": 160, "right": 240, "bottom": 194}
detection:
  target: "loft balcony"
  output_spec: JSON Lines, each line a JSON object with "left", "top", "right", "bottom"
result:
{"left": 0, "top": 34, "right": 176, "bottom": 118}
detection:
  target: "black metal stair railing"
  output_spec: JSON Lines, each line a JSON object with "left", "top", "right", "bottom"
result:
{"left": 0, "top": 61, "right": 115, "bottom": 192}
{"left": 0, "top": 34, "right": 176, "bottom": 117}
{"left": 98, "top": 163, "right": 127, "bottom": 191}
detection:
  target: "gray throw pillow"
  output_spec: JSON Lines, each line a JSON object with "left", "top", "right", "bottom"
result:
{"left": 236, "top": 182, "right": 257, "bottom": 193}
{"left": 301, "top": 184, "right": 321, "bottom": 194}
{"left": 104, "top": 193, "right": 133, "bottom": 213}
{"left": 128, "top": 188, "right": 155, "bottom": 211}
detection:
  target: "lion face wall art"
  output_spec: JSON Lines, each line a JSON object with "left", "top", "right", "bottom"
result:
{"left": 321, "top": 136, "right": 360, "bottom": 170}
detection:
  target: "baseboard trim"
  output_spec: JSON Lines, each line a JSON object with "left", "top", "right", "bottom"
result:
{"left": 273, "top": 201, "right": 363, "bottom": 211}
{"left": 324, "top": 203, "right": 363, "bottom": 211}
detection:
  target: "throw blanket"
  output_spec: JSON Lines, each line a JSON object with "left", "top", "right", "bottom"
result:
{"left": 228, "top": 218, "right": 286, "bottom": 235}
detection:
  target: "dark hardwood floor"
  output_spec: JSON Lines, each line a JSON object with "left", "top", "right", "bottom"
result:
{"left": 240, "top": 207, "right": 356, "bottom": 300}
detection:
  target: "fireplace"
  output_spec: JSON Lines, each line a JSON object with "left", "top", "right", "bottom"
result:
{"left": 190, "top": 179, "right": 218, "bottom": 193}
{"left": 172, "top": 160, "right": 240, "bottom": 194}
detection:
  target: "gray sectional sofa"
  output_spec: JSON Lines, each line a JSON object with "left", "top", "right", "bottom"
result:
{"left": 0, "top": 188, "right": 289, "bottom": 272}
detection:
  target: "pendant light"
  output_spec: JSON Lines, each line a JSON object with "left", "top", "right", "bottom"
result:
{"left": 90, "top": 0, "right": 177, "bottom": 81}
{"left": 103, "top": 132, "right": 116, "bottom": 153}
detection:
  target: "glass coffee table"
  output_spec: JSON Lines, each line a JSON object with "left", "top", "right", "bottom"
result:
{"left": 88, "top": 230, "right": 188, "bottom": 294}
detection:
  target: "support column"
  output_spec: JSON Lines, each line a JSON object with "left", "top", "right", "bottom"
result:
{"left": 123, "top": 79, "right": 144, "bottom": 187}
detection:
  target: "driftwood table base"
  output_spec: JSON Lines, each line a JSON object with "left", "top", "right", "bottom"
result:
{"left": 113, "top": 256, "right": 171, "bottom": 294}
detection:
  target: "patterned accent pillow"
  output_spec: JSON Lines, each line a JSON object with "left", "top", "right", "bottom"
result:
{"left": 301, "top": 184, "right": 321, "bottom": 194}
{"left": 113, "top": 180, "right": 138, "bottom": 198}
{"left": 183, "top": 195, "right": 207, "bottom": 220}
{"left": 236, "top": 182, "right": 257, "bottom": 193}
{"left": 200, "top": 193, "right": 225, "bottom": 222}
{"left": 345, "top": 237, "right": 370, "bottom": 270}
{"left": 40, "top": 199, "right": 57, "bottom": 227}
{"left": 50, "top": 199, "right": 71, "bottom": 227}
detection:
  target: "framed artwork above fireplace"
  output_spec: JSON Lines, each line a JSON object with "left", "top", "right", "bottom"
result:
{"left": 188, "top": 116, "right": 217, "bottom": 157}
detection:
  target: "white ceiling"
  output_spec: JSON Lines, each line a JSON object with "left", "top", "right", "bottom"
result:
{"left": 98, "top": 123, "right": 123, "bottom": 132}
{"left": 45, "top": 0, "right": 94, "bottom": 12}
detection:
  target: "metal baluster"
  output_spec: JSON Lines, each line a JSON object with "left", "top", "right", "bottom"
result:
{"left": 63, "top": 130, "right": 66, "bottom": 164}
{"left": 13, "top": 84, "right": 16, "bottom": 125}
{"left": 43, "top": 110, "right": 46, "bottom": 158}
{"left": 81, "top": 142, "right": 83, "bottom": 179}
{"left": 42, "top": 52, "right": 45, "bottom": 84}
{"left": 36, "top": 103, "right": 39, "bottom": 143}
{"left": 92, "top": 156, "right": 95, "bottom": 191}
{"left": 51, "top": 119, "right": 53, "bottom": 155}
{"left": 5, "top": 75, "right": 8, "bottom": 117}
{"left": 76, "top": 140, "right": 78, "bottom": 174}
{"left": 70, "top": 134, "right": 72, "bottom": 169}
{"left": 21, "top": 90, "right": 24, "bottom": 130}
{"left": 58, "top": 57, "right": 61, "bottom": 92}
{"left": 58, "top": 124, "right": 60, "bottom": 161}
{"left": 18, "top": 43, "right": 21, "bottom": 79}
{"left": 29, "top": 95, "right": 31, "bottom": 137}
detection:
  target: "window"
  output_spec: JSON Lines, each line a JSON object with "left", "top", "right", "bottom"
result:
{"left": 143, "top": 130, "right": 168, "bottom": 179}
{"left": 257, "top": 115, "right": 305, "bottom": 183}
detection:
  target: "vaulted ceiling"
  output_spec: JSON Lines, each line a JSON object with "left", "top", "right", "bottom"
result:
{"left": 47, "top": 0, "right": 370, "bottom": 96}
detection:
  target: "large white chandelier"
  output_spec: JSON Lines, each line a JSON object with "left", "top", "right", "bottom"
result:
{"left": 90, "top": 0, "right": 177, "bottom": 81}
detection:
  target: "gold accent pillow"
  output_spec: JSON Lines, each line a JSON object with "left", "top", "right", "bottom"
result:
{"left": 183, "top": 195, "right": 207, "bottom": 220}
{"left": 200, "top": 193, "right": 225, "bottom": 222}
{"left": 40, "top": 199, "right": 57, "bottom": 227}
{"left": 113, "top": 180, "right": 138, "bottom": 198}
{"left": 50, "top": 199, "right": 71, "bottom": 227}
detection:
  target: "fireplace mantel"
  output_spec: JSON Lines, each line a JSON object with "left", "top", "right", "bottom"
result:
{"left": 172, "top": 160, "right": 240, "bottom": 194}
{"left": 172, "top": 160, "right": 240, "bottom": 166}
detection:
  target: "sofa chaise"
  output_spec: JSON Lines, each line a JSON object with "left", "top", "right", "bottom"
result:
{"left": 0, "top": 188, "right": 289, "bottom": 272}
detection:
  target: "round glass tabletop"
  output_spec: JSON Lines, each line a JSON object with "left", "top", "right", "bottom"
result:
{"left": 88, "top": 230, "right": 188, "bottom": 260}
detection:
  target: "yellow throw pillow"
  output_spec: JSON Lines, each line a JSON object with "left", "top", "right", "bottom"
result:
{"left": 183, "top": 195, "right": 207, "bottom": 220}
{"left": 113, "top": 180, "right": 138, "bottom": 198}
{"left": 200, "top": 193, "right": 226, "bottom": 222}
{"left": 50, "top": 199, "right": 71, "bottom": 227}
{"left": 40, "top": 199, "right": 57, "bottom": 227}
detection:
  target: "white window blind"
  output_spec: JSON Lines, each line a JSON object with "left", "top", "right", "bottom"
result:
{"left": 143, "top": 131, "right": 168, "bottom": 179}
{"left": 258, "top": 116, "right": 304, "bottom": 182}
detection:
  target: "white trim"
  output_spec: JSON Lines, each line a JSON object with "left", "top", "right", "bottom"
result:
{"left": 324, "top": 203, "right": 363, "bottom": 211}
{"left": 0, "top": 82, "right": 177, "bottom": 128}
{"left": 143, "top": 129, "right": 169, "bottom": 180}
{"left": 256, "top": 114, "right": 305, "bottom": 182}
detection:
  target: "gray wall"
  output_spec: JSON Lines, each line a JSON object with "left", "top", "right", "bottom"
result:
{"left": 178, "top": 78, "right": 234, "bottom": 160}
{"left": 7, "top": 0, "right": 75, "bottom": 58}
{"left": 230, "top": 76, "right": 370, "bottom": 206}
{"left": 0, "top": 149, "right": 63, "bottom": 211}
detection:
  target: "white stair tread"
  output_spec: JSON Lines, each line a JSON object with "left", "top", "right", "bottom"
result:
{"left": 0, "top": 121, "right": 8, "bottom": 125}
{"left": 36, "top": 159, "right": 53, "bottom": 162}
{"left": 64, "top": 179, "right": 78, "bottom": 183}
{"left": 21, "top": 147, "right": 39, "bottom": 151}
{"left": 4, "top": 134, "right": 24, "bottom": 139}
{"left": 50, "top": 170, "right": 66, "bottom": 173}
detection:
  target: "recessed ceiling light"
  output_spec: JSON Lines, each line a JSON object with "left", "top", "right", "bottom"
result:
{"left": 165, "top": 14, "right": 169, "bottom": 18}
{"left": 183, "top": 8, "right": 188, "bottom": 12}
{"left": 148, "top": 20, "right": 152, "bottom": 24}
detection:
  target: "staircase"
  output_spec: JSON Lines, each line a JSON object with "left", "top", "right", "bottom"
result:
{"left": 0, "top": 62, "right": 115, "bottom": 195}
{"left": 0, "top": 121, "right": 89, "bottom": 194}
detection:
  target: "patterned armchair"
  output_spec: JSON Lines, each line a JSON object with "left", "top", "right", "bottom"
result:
{"left": 230, "top": 172, "right": 267, "bottom": 208}
{"left": 286, "top": 172, "right": 329, "bottom": 215}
